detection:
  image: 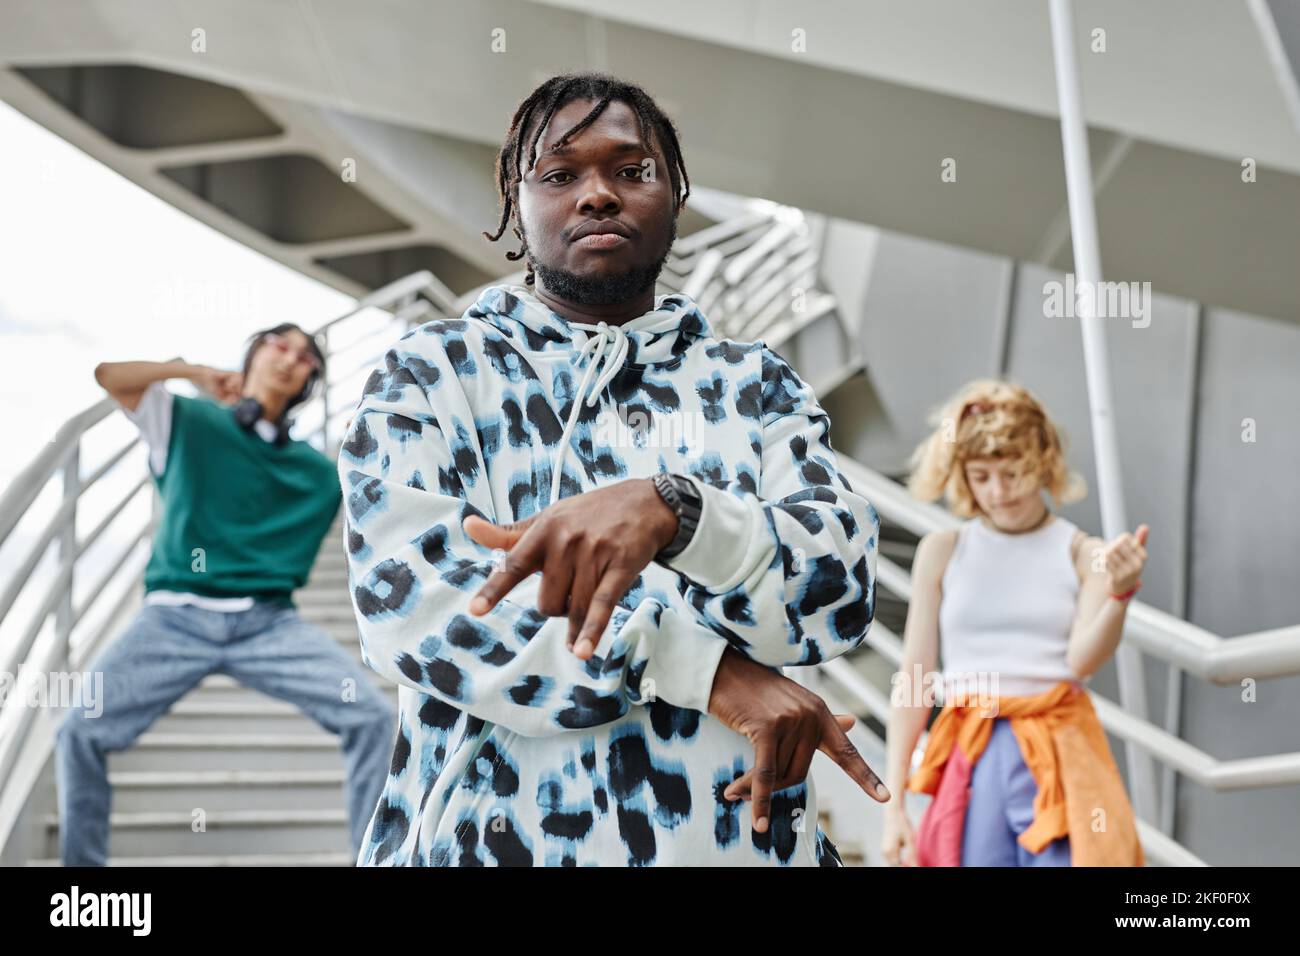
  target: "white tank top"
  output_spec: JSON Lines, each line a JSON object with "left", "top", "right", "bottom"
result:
{"left": 938, "top": 513, "right": 1084, "bottom": 698}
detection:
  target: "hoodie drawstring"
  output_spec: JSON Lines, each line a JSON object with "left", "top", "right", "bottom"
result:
{"left": 550, "top": 320, "right": 629, "bottom": 506}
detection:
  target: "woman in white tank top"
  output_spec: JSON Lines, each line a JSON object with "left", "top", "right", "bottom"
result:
{"left": 880, "top": 379, "right": 1149, "bottom": 867}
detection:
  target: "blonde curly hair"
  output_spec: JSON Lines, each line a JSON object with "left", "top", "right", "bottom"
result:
{"left": 905, "top": 379, "right": 1087, "bottom": 518}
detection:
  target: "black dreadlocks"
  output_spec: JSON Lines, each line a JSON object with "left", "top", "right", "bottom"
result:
{"left": 482, "top": 72, "right": 691, "bottom": 285}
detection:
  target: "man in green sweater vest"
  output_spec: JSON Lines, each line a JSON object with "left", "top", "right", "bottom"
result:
{"left": 55, "top": 324, "right": 395, "bottom": 865}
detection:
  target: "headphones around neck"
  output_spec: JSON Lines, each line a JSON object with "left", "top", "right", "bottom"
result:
{"left": 232, "top": 396, "right": 292, "bottom": 447}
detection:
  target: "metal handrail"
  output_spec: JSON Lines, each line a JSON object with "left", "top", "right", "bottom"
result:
{"left": 0, "top": 400, "right": 115, "bottom": 545}
{"left": 669, "top": 210, "right": 771, "bottom": 258}
{"left": 313, "top": 270, "right": 454, "bottom": 334}
{"left": 840, "top": 457, "right": 1300, "bottom": 675}
{"left": 823, "top": 602, "right": 1300, "bottom": 791}
{"left": 0, "top": 473, "right": 154, "bottom": 682}
{"left": 307, "top": 298, "right": 437, "bottom": 448}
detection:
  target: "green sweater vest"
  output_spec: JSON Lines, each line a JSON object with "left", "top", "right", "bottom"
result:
{"left": 143, "top": 394, "right": 342, "bottom": 606}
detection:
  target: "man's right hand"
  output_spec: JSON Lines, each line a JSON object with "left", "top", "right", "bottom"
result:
{"left": 707, "top": 646, "right": 890, "bottom": 833}
{"left": 190, "top": 365, "right": 244, "bottom": 404}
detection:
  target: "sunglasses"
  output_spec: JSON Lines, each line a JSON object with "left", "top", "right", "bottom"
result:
{"left": 263, "top": 332, "right": 322, "bottom": 373}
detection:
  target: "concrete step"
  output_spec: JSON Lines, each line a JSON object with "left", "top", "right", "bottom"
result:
{"left": 19, "top": 534, "right": 399, "bottom": 867}
{"left": 41, "top": 808, "right": 351, "bottom": 858}
{"left": 106, "top": 769, "right": 351, "bottom": 813}
{"left": 108, "top": 733, "right": 352, "bottom": 773}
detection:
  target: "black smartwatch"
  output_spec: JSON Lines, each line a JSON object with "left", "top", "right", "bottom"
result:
{"left": 650, "top": 472, "right": 702, "bottom": 561}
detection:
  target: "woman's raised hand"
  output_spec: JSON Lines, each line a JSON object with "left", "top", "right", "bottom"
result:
{"left": 1103, "top": 523, "right": 1149, "bottom": 594}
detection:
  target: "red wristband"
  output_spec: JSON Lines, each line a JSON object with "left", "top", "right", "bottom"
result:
{"left": 1110, "top": 580, "right": 1141, "bottom": 602}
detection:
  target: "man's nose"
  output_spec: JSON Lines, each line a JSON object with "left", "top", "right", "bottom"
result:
{"left": 578, "top": 174, "right": 620, "bottom": 213}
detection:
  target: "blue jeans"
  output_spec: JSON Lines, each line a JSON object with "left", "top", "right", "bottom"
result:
{"left": 961, "top": 717, "right": 1072, "bottom": 866}
{"left": 55, "top": 601, "right": 395, "bottom": 865}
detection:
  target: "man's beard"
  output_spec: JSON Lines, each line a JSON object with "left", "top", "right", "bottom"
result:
{"left": 525, "top": 217, "right": 677, "bottom": 307}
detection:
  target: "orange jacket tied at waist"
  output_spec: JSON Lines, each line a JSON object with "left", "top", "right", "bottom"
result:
{"left": 905, "top": 679, "right": 1144, "bottom": 867}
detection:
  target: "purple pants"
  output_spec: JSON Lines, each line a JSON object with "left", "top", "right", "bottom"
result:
{"left": 961, "top": 717, "right": 1072, "bottom": 867}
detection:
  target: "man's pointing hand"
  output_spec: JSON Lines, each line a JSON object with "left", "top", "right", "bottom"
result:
{"left": 463, "top": 478, "right": 679, "bottom": 659}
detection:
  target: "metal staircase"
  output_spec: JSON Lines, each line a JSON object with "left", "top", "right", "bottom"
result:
{"left": 660, "top": 198, "right": 859, "bottom": 401}
{"left": 25, "top": 514, "right": 392, "bottom": 865}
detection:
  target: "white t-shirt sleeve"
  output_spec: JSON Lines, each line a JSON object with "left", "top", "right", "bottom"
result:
{"left": 121, "top": 381, "right": 174, "bottom": 477}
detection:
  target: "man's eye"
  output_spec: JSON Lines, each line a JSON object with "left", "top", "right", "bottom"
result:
{"left": 543, "top": 171, "right": 573, "bottom": 184}
{"left": 619, "top": 166, "right": 645, "bottom": 179}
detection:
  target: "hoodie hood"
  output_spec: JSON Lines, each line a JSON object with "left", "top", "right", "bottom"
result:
{"left": 464, "top": 283, "right": 715, "bottom": 507}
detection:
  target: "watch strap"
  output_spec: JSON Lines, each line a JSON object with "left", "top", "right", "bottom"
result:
{"left": 651, "top": 472, "right": 702, "bottom": 561}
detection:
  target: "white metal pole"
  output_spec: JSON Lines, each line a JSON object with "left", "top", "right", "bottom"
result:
{"left": 1048, "top": 0, "right": 1160, "bottom": 825}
